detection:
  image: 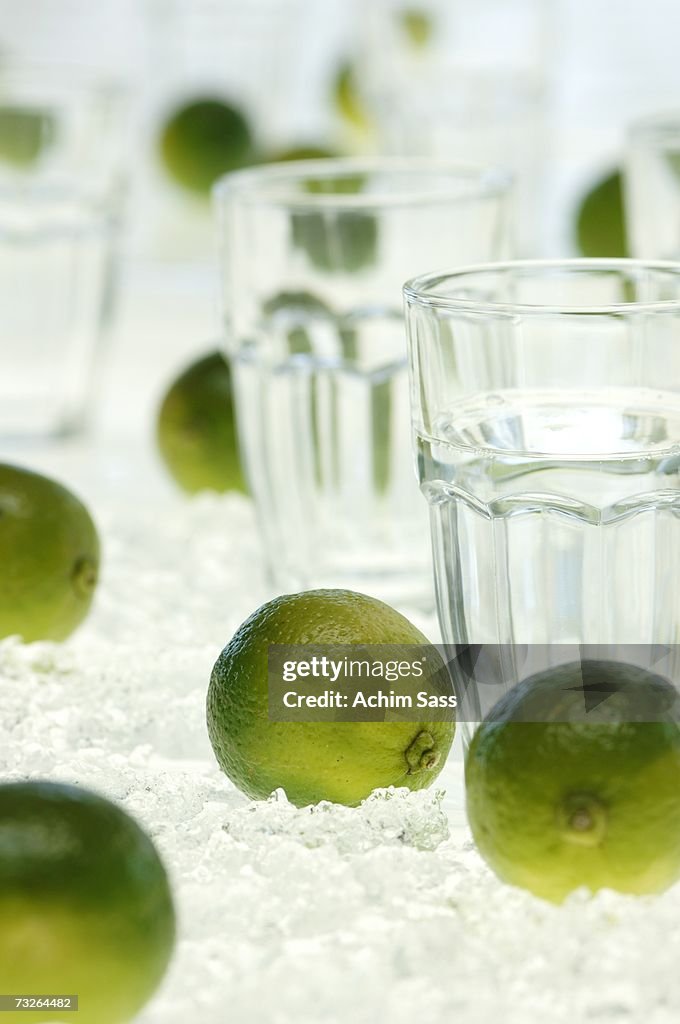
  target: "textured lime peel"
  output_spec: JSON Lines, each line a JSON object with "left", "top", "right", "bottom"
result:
{"left": 575, "top": 170, "right": 628, "bottom": 257}
{"left": 157, "top": 351, "right": 247, "bottom": 495}
{"left": 405, "top": 731, "right": 440, "bottom": 773}
{"left": 0, "top": 781, "right": 175, "bottom": 1024}
{"left": 72, "top": 556, "right": 99, "bottom": 599}
{"left": 0, "top": 464, "right": 100, "bottom": 642}
{"left": 559, "top": 793, "right": 608, "bottom": 847}
{"left": 466, "top": 660, "right": 680, "bottom": 903}
{"left": 159, "top": 98, "right": 254, "bottom": 195}
{"left": 207, "top": 589, "right": 455, "bottom": 807}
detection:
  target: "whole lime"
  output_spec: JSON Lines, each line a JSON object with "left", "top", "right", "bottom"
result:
{"left": 158, "top": 98, "right": 254, "bottom": 195}
{"left": 0, "top": 106, "right": 55, "bottom": 167}
{"left": 287, "top": 167, "right": 377, "bottom": 273}
{"left": 0, "top": 464, "right": 99, "bottom": 642}
{"left": 207, "top": 589, "right": 455, "bottom": 807}
{"left": 575, "top": 169, "right": 628, "bottom": 257}
{"left": 466, "top": 660, "right": 680, "bottom": 903}
{"left": 291, "top": 209, "right": 378, "bottom": 273}
{"left": 0, "top": 781, "right": 175, "bottom": 1024}
{"left": 398, "top": 9, "right": 434, "bottom": 49}
{"left": 156, "top": 351, "right": 247, "bottom": 495}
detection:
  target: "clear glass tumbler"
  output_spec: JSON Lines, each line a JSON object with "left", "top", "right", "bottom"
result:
{"left": 404, "top": 259, "right": 680, "bottom": 652}
{"left": 215, "top": 159, "right": 512, "bottom": 608}
{"left": 0, "top": 63, "right": 128, "bottom": 203}
{"left": 0, "top": 64, "right": 127, "bottom": 438}
{"left": 626, "top": 112, "right": 680, "bottom": 260}
{"left": 357, "top": 0, "right": 553, "bottom": 254}
{"left": 361, "top": 70, "right": 547, "bottom": 256}
{"left": 0, "top": 184, "right": 117, "bottom": 438}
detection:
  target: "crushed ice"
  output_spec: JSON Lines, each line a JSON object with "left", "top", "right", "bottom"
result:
{"left": 1, "top": 491, "right": 680, "bottom": 1022}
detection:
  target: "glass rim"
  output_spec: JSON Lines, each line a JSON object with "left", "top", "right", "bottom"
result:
{"left": 212, "top": 157, "right": 512, "bottom": 210}
{"left": 403, "top": 258, "right": 680, "bottom": 316}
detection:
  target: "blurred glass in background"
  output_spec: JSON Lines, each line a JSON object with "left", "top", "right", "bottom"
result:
{"left": 354, "top": 0, "right": 553, "bottom": 254}
{"left": 0, "top": 0, "right": 680, "bottom": 451}
{"left": 555, "top": 0, "right": 680, "bottom": 257}
{"left": 0, "top": 63, "right": 128, "bottom": 437}
{"left": 626, "top": 113, "right": 680, "bottom": 260}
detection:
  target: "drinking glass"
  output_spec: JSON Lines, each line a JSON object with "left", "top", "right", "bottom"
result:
{"left": 362, "top": 68, "right": 547, "bottom": 256}
{"left": 0, "top": 63, "right": 127, "bottom": 203}
{"left": 357, "top": 0, "right": 553, "bottom": 254}
{"left": 215, "top": 158, "right": 512, "bottom": 607}
{"left": 404, "top": 259, "right": 680, "bottom": 720}
{"left": 0, "top": 184, "right": 117, "bottom": 437}
{"left": 0, "top": 64, "right": 127, "bottom": 438}
{"left": 626, "top": 113, "right": 680, "bottom": 260}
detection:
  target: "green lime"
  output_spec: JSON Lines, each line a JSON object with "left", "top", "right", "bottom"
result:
{"left": 332, "top": 61, "right": 372, "bottom": 134}
{"left": 664, "top": 151, "right": 680, "bottom": 179}
{"left": 0, "top": 464, "right": 99, "bottom": 642}
{"left": 262, "top": 290, "right": 334, "bottom": 356}
{"left": 303, "top": 171, "right": 367, "bottom": 196}
{"left": 398, "top": 8, "right": 434, "bottom": 49}
{"left": 291, "top": 207, "right": 378, "bottom": 273}
{"left": 267, "top": 144, "right": 339, "bottom": 163}
{"left": 0, "top": 781, "right": 175, "bottom": 1024}
{"left": 291, "top": 173, "right": 375, "bottom": 273}
{"left": 0, "top": 107, "right": 55, "bottom": 167}
{"left": 261, "top": 290, "right": 360, "bottom": 361}
{"left": 156, "top": 351, "right": 247, "bottom": 495}
{"left": 575, "top": 169, "right": 628, "bottom": 257}
{"left": 158, "top": 98, "right": 254, "bottom": 196}
{"left": 466, "top": 660, "right": 680, "bottom": 903}
{"left": 207, "top": 589, "right": 455, "bottom": 807}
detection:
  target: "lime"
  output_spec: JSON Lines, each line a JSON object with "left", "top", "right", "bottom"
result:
{"left": 0, "top": 107, "right": 55, "bottom": 168}
{"left": 398, "top": 9, "right": 434, "bottom": 49}
{"left": 575, "top": 169, "right": 628, "bottom": 257}
{"left": 303, "top": 171, "right": 367, "bottom": 196}
{"left": 158, "top": 98, "right": 254, "bottom": 196}
{"left": 156, "top": 351, "right": 247, "bottom": 495}
{"left": 262, "top": 290, "right": 334, "bottom": 356}
{"left": 332, "top": 61, "right": 373, "bottom": 134}
{"left": 261, "top": 290, "right": 359, "bottom": 361}
{"left": 664, "top": 150, "right": 680, "bottom": 179}
{"left": 0, "top": 464, "right": 99, "bottom": 642}
{"left": 267, "top": 144, "right": 339, "bottom": 163}
{"left": 207, "top": 589, "right": 455, "bottom": 806}
{"left": 0, "top": 781, "right": 175, "bottom": 1024}
{"left": 465, "top": 660, "right": 680, "bottom": 903}
{"left": 289, "top": 171, "right": 377, "bottom": 273}
{"left": 291, "top": 208, "right": 378, "bottom": 273}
